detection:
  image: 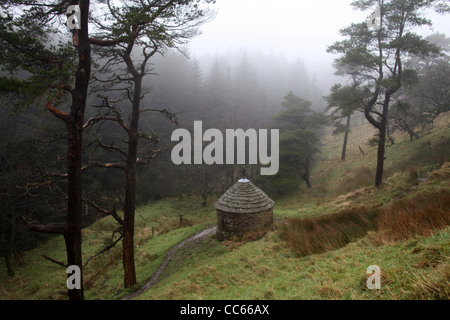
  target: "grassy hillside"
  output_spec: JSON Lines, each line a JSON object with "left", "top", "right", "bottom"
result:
{"left": 1, "top": 115, "right": 449, "bottom": 300}
{"left": 0, "top": 199, "right": 217, "bottom": 300}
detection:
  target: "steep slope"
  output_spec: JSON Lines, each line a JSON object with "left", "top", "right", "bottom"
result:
{"left": 0, "top": 115, "right": 448, "bottom": 300}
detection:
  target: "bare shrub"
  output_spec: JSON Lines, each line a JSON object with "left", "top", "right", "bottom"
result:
{"left": 279, "top": 207, "right": 379, "bottom": 257}
{"left": 280, "top": 190, "right": 450, "bottom": 257}
{"left": 372, "top": 190, "right": 450, "bottom": 244}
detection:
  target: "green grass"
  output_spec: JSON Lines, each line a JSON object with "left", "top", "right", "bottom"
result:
{"left": 0, "top": 197, "right": 216, "bottom": 300}
{"left": 134, "top": 114, "right": 449, "bottom": 300}
{"left": 135, "top": 227, "right": 449, "bottom": 300}
{"left": 1, "top": 114, "right": 448, "bottom": 300}
{"left": 273, "top": 114, "right": 449, "bottom": 218}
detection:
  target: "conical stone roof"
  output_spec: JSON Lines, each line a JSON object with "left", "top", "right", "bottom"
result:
{"left": 215, "top": 179, "right": 274, "bottom": 214}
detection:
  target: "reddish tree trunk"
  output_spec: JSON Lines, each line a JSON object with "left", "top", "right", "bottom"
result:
{"left": 64, "top": 0, "right": 91, "bottom": 300}
{"left": 122, "top": 74, "right": 142, "bottom": 288}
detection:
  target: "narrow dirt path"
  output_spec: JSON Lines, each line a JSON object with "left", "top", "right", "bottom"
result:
{"left": 122, "top": 225, "right": 217, "bottom": 300}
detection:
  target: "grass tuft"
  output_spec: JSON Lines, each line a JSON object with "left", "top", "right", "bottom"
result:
{"left": 410, "top": 267, "right": 450, "bottom": 300}
{"left": 281, "top": 190, "right": 450, "bottom": 258}
{"left": 279, "top": 207, "right": 379, "bottom": 257}
{"left": 371, "top": 190, "right": 450, "bottom": 245}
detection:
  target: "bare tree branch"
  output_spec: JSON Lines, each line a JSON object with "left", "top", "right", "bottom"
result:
{"left": 21, "top": 217, "right": 68, "bottom": 235}
{"left": 139, "top": 108, "right": 179, "bottom": 126}
{"left": 83, "top": 228, "right": 123, "bottom": 268}
{"left": 84, "top": 198, "right": 124, "bottom": 226}
{"left": 81, "top": 161, "right": 127, "bottom": 172}
{"left": 41, "top": 254, "right": 69, "bottom": 268}
{"left": 89, "top": 139, "right": 128, "bottom": 159}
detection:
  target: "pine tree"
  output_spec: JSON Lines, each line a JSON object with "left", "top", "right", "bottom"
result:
{"left": 327, "top": 0, "right": 448, "bottom": 187}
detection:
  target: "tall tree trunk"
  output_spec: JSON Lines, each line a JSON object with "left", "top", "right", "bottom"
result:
{"left": 65, "top": 121, "right": 85, "bottom": 300}
{"left": 301, "top": 158, "right": 312, "bottom": 189}
{"left": 375, "top": 124, "right": 386, "bottom": 188}
{"left": 1, "top": 208, "right": 14, "bottom": 276}
{"left": 122, "top": 74, "right": 142, "bottom": 288}
{"left": 63, "top": 84, "right": 87, "bottom": 300}
{"left": 8, "top": 210, "right": 16, "bottom": 275}
{"left": 303, "top": 175, "right": 312, "bottom": 189}
{"left": 123, "top": 163, "right": 137, "bottom": 288}
{"left": 341, "top": 114, "right": 351, "bottom": 161}
{"left": 64, "top": 0, "right": 91, "bottom": 300}
{"left": 374, "top": 97, "right": 390, "bottom": 188}
{"left": 4, "top": 255, "right": 13, "bottom": 276}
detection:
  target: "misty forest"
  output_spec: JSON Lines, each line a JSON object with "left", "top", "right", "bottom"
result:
{"left": 0, "top": 0, "right": 449, "bottom": 301}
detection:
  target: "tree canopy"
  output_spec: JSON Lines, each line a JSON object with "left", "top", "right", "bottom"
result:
{"left": 327, "top": 0, "right": 449, "bottom": 187}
